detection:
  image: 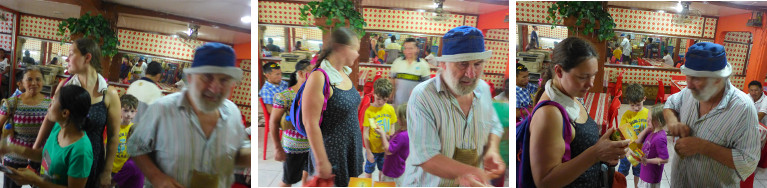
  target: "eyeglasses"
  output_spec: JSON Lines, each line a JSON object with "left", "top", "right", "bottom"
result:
{"left": 198, "top": 74, "right": 236, "bottom": 86}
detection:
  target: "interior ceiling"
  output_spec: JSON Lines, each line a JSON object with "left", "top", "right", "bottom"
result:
{"left": 103, "top": 0, "right": 250, "bottom": 30}
{"left": 290, "top": 0, "right": 509, "bottom": 15}
{"left": 607, "top": 1, "right": 751, "bottom": 17}
{"left": 117, "top": 14, "right": 251, "bottom": 44}
{"left": 0, "top": 0, "right": 80, "bottom": 19}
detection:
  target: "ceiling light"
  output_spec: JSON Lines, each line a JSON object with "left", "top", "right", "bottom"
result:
{"left": 172, "top": 34, "right": 178, "bottom": 38}
{"left": 417, "top": 9, "right": 425, "bottom": 12}
{"left": 658, "top": 10, "right": 666, "bottom": 14}
{"left": 674, "top": 2, "right": 683, "bottom": 13}
{"left": 241, "top": 16, "right": 251, "bottom": 23}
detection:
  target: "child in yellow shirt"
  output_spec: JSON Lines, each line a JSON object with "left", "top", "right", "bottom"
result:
{"left": 619, "top": 83, "right": 649, "bottom": 188}
{"left": 363, "top": 78, "right": 397, "bottom": 181}
{"left": 110, "top": 95, "right": 144, "bottom": 188}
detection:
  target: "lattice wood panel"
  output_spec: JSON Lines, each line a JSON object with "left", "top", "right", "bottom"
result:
{"left": 0, "top": 12, "right": 14, "bottom": 34}
{"left": 19, "top": 15, "right": 67, "bottom": 41}
{"left": 724, "top": 32, "right": 751, "bottom": 44}
{"left": 605, "top": 67, "right": 747, "bottom": 89}
{"left": 482, "top": 74, "right": 505, "bottom": 90}
{"left": 528, "top": 25, "right": 568, "bottom": 39}
{"left": 703, "top": 18, "right": 718, "bottom": 39}
{"left": 724, "top": 42, "right": 748, "bottom": 75}
{"left": 609, "top": 8, "right": 705, "bottom": 37}
{"left": 363, "top": 8, "right": 465, "bottom": 35}
{"left": 0, "top": 35, "right": 11, "bottom": 51}
{"left": 294, "top": 28, "right": 322, "bottom": 40}
{"left": 258, "top": 1, "right": 314, "bottom": 25}
{"left": 486, "top": 29, "right": 509, "bottom": 41}
{"left": 515, "top": 1, "right": 558, "bottom": 24}
{"left": 465, "top": 16, "right": 478, "bottom": 27}
{"left": 485, "top": 40, "right": 509, "bottom": 74}
{"left": 230, "top": 71, "right": 251, "bottom": 106}
{"left": 50, "top": 42, "right": 71, "bottom": 56}
{"left": 117, "top": 29, "right": 205, "bottom": 61}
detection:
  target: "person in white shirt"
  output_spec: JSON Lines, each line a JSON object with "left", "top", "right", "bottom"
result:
{"left": 748, "top": 81, "right": 767, "bottom": 125}
{"left": 126, "top": 61, "right": 164, "bottom": 125}
{"left": 621, "top": 33, "right": 632, "bottom": 64}
{"left": 663, "top": 52, "right": 674, "bottom": 67}
{"left": 424, "top": 48, "right": 437, "bottom": 67}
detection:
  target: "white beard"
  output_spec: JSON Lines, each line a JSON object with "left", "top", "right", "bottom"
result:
{"left": 691, "top": 78, "right": 722, "bottom": 102}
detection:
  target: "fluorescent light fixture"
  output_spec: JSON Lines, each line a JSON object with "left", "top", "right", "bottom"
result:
{"left": 172, "top": 34, "right": 178, "bottom": 38}
{"left": 241, "top": 16, "right": 251, "bottom": 23}
{"left": 658, "top": 10, "right": 666, "bottom": 14}
{"left": 417, "top": 9, "right": 425, "bottom": 12}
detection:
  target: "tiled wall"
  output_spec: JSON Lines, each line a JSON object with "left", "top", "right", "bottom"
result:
{"left": 0, "top": 11, "right": 15, "bottom": 51}
{"left": 516, "top": 2, "right": 717, "bottom": 39}
{"left": 117, "top": 29, "right": 206, "bottom": 61}
{"left": 485, "top": 40, "right": 509, "bottom": 74}
{"left": 19, "top": 15, "right": 68, "bottom": 41}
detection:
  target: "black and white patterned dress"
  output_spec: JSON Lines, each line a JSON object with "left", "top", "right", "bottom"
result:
{"left": 565, "top": 116, "right": 602, "bottom": 188}
{"left": 308, "top": 85, "right": 364, "bottom": 187}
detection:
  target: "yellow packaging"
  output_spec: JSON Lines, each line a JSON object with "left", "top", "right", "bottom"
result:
{"left": 617, "top": 123, "right": 645, "bottom": 166}
{"left": 349, "top": 177, "right": 373, "bottom": 187}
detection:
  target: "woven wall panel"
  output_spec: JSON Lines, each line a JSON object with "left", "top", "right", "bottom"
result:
{"left": 703, "top": 18, "right": 717, "bottom": 39}
{"left": 485, "top": 40, "right": 509, "bottom": 74}
{"left": 117, "top": 29, "right": 205, "bottom": 61}
{"left": 19, "top": 15, "right": 67, "bottom": 41}
{"left": 486, "top": 29, "right": 509, "bottom": 41}
{"left": 363, "top": 8, "right": 465, "bottom": 35}
{"left": 258, "top": 1, "right": 314, "bottom": 25}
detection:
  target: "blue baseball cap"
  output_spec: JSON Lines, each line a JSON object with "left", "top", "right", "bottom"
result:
{"left": 435, "top": 26, "right": 492, "bottom": 62}
{"left": 184, "top": 42, "right": 243, "bottom": 80}
{"left": 680, "top": 42, "right": 731, "bottom": 78}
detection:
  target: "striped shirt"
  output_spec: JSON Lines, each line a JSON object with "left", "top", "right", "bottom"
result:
{"left": 401, "top": 76, "right": 504, "bottom": 187}
{"left": 127, "top": 90, "right": 249, "bottom": 188}
{"left": 665, "top": 80, "right": 760, "bottom": 187}
{"left": 0, "top": 96, "right": 52, "bottom": 166}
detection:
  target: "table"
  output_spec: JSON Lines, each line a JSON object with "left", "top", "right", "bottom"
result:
{"left": 670, "top": 75, "right": 687, "bottom": 94}
{"left": 582, "top": 92, "right": 609, "bottom": 129}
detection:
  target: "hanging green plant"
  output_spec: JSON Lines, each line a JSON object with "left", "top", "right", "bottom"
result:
{"left": 299, "top": 0, "right": 367, "bottom": 36}
{"left": 56, "top": 12, "right": 120, "bottom": 57}
{"left": 546, "top": 1, "right": 616, "bottom": 41}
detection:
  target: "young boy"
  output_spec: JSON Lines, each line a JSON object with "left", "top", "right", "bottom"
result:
{"left": 634, "top": 104, "right": 669, "bottom": 188}
{"left": 111, "top": 94, "right": 145, "bottom": 188}
{"left": 619, "top": 83, "right": 649, "bottom": 188}
{"left": 363, "top": 78, "right": 397, "bottom": 181}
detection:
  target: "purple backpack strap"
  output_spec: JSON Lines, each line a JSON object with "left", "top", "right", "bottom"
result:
{"left": 314, "top": 68, "right": 332, "bottom": 125}
{"left": 538, "top": 100, "right": 573, "bottom": 162}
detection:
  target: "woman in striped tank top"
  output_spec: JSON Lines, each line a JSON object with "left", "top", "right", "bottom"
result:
{"left": 0, "top": 66, "right": 52, "bottom": 188}
{"left": 269, "top": 59, "right": 313, "bottom": 186}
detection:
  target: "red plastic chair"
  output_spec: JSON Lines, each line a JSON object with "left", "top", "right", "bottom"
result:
{"left": 259, "top": 98, "right": 270, "bottom": 160}
{"left": 655, "top": 78, "right": 668, "bottom": 104}
{"left": 358, "top": 93, "right": 374, "bottom": 148}
{"left": 605, "top": 91, "right": 623, "bottom": 135}
{"left": 608, "top": 70, "right": 626, "bottom": 99}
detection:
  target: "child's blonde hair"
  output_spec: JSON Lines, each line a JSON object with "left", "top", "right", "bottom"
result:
{"left": 650, "top": 104, "right": 666, "bottom": 127}
{"left": 396, "top": 104, "right": 407, "bottom": 131}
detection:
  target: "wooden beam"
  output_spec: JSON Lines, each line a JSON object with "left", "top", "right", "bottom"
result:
{"left": 103, "top": 2, "right": 250, "bottom": 34}
{"left": 461, "top": 0, "right": 509, "bottom": 6}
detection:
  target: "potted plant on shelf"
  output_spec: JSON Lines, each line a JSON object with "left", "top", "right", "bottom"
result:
{"left": 56, "top": 12, "right": 120, "bottom": 58}
{"left": 546, "top": 1, "right": 616, "bottom": 41}
{"left": 299, "top": 0, "right": 367, "bottom": 35}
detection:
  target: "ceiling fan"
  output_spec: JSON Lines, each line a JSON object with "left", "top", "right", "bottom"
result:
{"left": 671, "top": 1, "right": 702, "bottom": 25}
{"left": 175, "top": 24, "right": 201, "bottom": 48}
{"left": 422, "top": 0, "right": 454, "bottom": 23}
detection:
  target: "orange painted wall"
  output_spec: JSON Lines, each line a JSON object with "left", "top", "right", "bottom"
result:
{"left": 715, "top": 13, "right": 767, "bottom": 91}
{"left": 477, "top": 9, "right": 509, "bottom": 31}
{"left": 234, "top": 43, "right": 251, "bottom": 60}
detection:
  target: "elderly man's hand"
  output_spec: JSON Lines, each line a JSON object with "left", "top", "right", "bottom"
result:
{"left": 675, "top": 137, "right": 707, "bottom": 158}
{"left": 667, "top": 122, "right": 691, "bottom": 137}
{"left": 482, "top": 151, "right": 506, "bottom": 179}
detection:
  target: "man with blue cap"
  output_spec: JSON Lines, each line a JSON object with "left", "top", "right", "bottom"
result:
{"left": 128, "top": 43, "right": 250, "bottom": 188}
{"left": 401, "top": 26, "right": 505, "bottom": 187}
{"left": 663, "top": 42, "right": 760, "bottom": 187}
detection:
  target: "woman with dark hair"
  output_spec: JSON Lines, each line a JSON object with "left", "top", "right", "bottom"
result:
{"left": 527, "top": 37, "right": 630, "bottom": 187}
{"left": 269, "top": 59, "right": 313, "bottom": 186}
{"left": 33, "top": 38, "right": 122, "bottom": 188}
{"left": 0, "top": 66, "right": 52, "bottom": 188}
{"left": 0, "top": 85, "right": 93, "bottom": 187}
{"left": 301, "top": 27, "right": 363, "bottom": 186}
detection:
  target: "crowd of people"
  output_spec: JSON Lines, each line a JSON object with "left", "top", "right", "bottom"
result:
{"left": 261, "top": 26, "right": 510, "bottom": 187}
{"left": 0, "top": 38, "right": 250, "bottom": 188}
{"left": 516, "top": 36, "right": 764, "bottom": 187}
